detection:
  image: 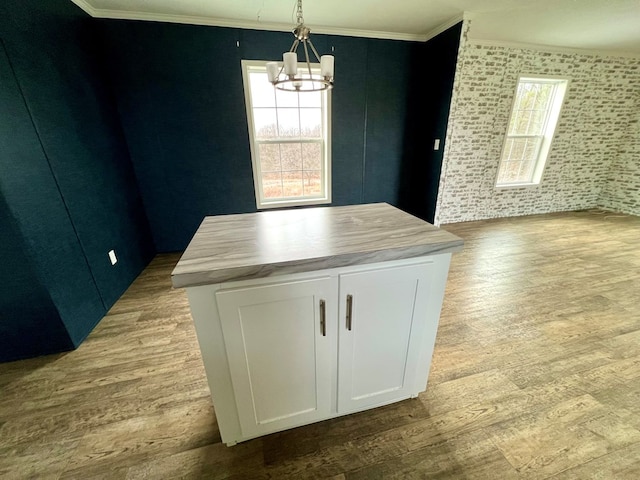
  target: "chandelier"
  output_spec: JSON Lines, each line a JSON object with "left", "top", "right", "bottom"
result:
{"left": 266, "top": 0, "right": 334, "bottom": 92}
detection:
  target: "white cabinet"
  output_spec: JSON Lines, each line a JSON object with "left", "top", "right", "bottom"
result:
{"left": 337, "top": 263, "right": 433, "bottom": 413}
{"left": 215, "top": 277, "right": 337, "bottom": 438}
{"left": 185, "top": 254, "right": 451, "bottom": 446}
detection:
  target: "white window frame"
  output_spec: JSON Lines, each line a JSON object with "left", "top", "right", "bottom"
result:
{"left": 496, "top": 75, "right": 569, "bottom": 188}
{"left": 241, "top": 60, "right": 332, "bottom": 210}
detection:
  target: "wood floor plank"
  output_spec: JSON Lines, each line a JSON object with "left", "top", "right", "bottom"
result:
{"left": 0, "top": 435, "right": 81, "bottom": 480}
{"left": 549, "top": 442, "right": 640, "bottom": 479}
{"left": 2, "top": 209, "right": 640, "bottom": 478}
{"left": 344, "top": 429, "right": 519, "bottom": 480}
{"left": 124, "top": 441, "right": 264, "bottom": 480}
{"left": 58, "top": 400, "right": 219, "bottom": 479}
{"left": 484, "top": 394, "right": 640, "bottom": 478}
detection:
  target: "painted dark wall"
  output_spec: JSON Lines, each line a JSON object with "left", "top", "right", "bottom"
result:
{"left": 363, "top": 39, "right": 422, "bottom": 205}
{"left": 98, "top": 23, "right": 255, "bottom": 253}
{"left": 0, "top": 194, "right": 74, "bottom": 359}
{"left": 0, "top": 35, "right": 103, "bottom": 358}
{"left": 99, "top": 22, "right": 427, "bottom": 251}
{"left": 403, "top": 23, "right": 462, "bottom": 222}
{"left": 0, "top": 0, "right": 155, "bottom": 361}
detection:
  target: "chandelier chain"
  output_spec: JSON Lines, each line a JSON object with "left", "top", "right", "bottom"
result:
{"left": 296, "top": 0, "right": 304, "bottom": 26}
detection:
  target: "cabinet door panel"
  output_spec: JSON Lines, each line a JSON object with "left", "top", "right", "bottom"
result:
{"left": 338, "top": 263, "right": 433, "bottom": 412}
{"left": 216, "top": 277, "right": 336, "bottom": 437}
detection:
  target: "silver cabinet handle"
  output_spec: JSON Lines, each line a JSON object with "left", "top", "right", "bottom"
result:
{"left": 346, "top": 294, "right": 353, "bottom": 331}
{"left": 320, "top": 299, "right": 326, "bottom": 336}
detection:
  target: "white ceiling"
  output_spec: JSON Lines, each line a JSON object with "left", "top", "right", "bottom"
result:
{"left": 71, "top": 0, "right": 640, "bottom": 55}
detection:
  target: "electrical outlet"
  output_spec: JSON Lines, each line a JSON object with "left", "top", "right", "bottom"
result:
{"left": 434, "top": 139, "right": 441, "bottom": 150}
{"left": 108, "top": 249, "right": 118, "bottom": 266}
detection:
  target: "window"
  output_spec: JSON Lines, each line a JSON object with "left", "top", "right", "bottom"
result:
{"left": 496, "top": 76, "right": 568, "bottom": 187}
{"left": 242, "top": 60, "right": 331, "bottom": 209}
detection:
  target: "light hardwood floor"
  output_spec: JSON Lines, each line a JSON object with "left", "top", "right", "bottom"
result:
{"left": 2, "top": 209, "right": 640, "bottom": 479}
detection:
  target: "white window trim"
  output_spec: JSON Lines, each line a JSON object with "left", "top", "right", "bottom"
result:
{"left": 495, "top": 75, "right": 569, "bottom": 189}
{"left": 241, "top": 60, "right": 332, "bottom": 210}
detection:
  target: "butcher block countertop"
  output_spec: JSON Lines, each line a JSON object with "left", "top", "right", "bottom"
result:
{"left": 171, "top": 203, "right": 463, "bottom": 288}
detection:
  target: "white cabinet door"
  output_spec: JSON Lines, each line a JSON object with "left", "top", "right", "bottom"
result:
{"left": 216, "top": 276, "right": 337, "bottom": 438}
{"left": 337, "top": 262, "right": 434, "bottom": 413}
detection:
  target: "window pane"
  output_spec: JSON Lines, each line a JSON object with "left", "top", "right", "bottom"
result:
{"left": 519, "top": 82, "right": 539, "bottom": 110}
{"left": 249, "top": 72, "right": 276, "bottom": 108}
{"left": 275, "top": 88, "right": 299, "bottom": 108}
{"left": 300, "top": 108, "right": 322, "bottom": 138}
{"left": 498, "top": 159, "right": 530, "bottom": 184}
{"left": 510, "top": 82, "right": 555, "bottom": 135}
{"left": 258, "top": 143, "right": 281, "bottom": 172}
{"left": 508, "top": 111, "right": 521, "bottom": 135}
{"left": 282, "top": 170, "right": 303, "bottom": 197}
{"left": 523, "top": 137, "right": 540, "bottom": 162}
{"left": 498, "top": 137, "right": 543, "bottom": 184}
{"left": 519, "top": 159, "right": 535, "bottom": 182}
{"left": 497, "top": 162, "right": 518, "bottom": 184}
{"left": 507, "top": 137, "right": 526, "bottom": 161}
{"left": 302, "top": 143, "right": 322, "bottom": 170}
{"left": 510, "top": 106, "right": 528, "bottom": 134}
{"left": 532, "top": 84, "right": 552, "bottom": 109}
{"left": 303, "top": 171, "right": 321, "bottom": 195}
{"left": 299, "top": 91, "right": 321, "bottom": 108}
{"left": 528, "top": 108, "right": 548, "bottom": 134}
{"left": 262, "top": 172, "right": 283, "bottom": 199}
{"left": 535, "top": 84, "right": 552, "bottom": 108}
{"left": 253, "top": 109, "right": 277, "bottom": 139}
{"left": 280, "top": 143, "right": 302, "bottom": 171}
{"left": 277, "top": 108, "right": 300, "bottom": 137}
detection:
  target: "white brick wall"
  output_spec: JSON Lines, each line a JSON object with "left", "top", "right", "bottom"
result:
{"left": 598, "top": 106, "right": 640, "bottom": 215}
{"left": 435, "top": 23, "right": 640, "bottom": 224}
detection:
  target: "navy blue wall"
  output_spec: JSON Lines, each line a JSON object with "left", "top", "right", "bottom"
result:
{"left": 0, "top": 194, "right": 74, "bottom": 359}
{"left": 100, "top": 22, "right": 429, "bottom": 251}
{"left": 403, "top": 23, "right": 462, "bottom": 222}
{"left": 98, "top": 23, "right": 255, "bottom": 252}
{"left": 0, "top": 0, "right": 155, "bottom": 362}
{"left": 363, "top": 39, "right": 422, "bottom": 205}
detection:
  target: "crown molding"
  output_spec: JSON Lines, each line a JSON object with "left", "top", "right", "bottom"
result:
{"left": 300, "top": 25, "right": 425, "bottom": 42}
{"left": 70, "top": 0, "right": 98, "bottom": 16}
{"left": 69, "top": 0, "right": 429, "bottom": 42}
{"left": 421, "top": 14, "right": 465, "bottom": 42}
{"left": 468, "top": 38, "right": 640, "bottom": 59}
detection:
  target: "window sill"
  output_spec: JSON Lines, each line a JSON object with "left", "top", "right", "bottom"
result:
{"left": 257, "top": 196, "right": 332, "bottom": 210}
{"left": 495, "top": 182, "right": 541, "bottom": 190}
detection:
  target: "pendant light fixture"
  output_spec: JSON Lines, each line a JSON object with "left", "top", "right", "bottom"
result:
{"left": 266, "top": 0, "right": 334, "bottom": 92}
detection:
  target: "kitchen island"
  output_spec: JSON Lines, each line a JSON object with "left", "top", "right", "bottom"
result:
{"left": 172, "top": 203, "right": 462, "bottom": 446}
